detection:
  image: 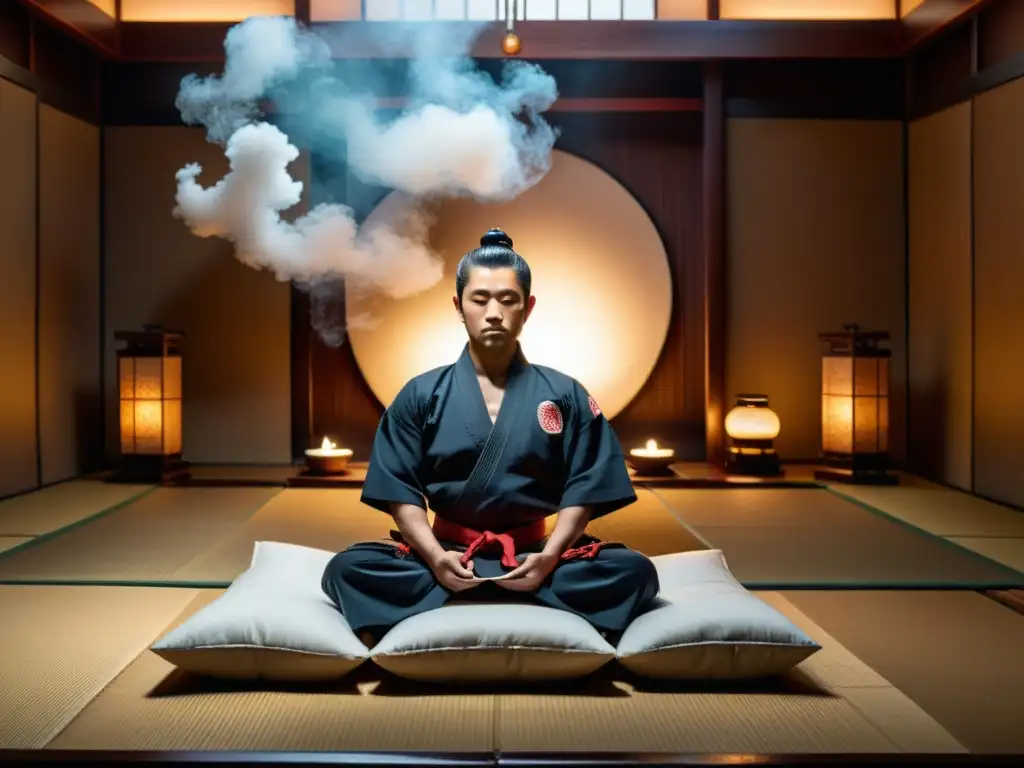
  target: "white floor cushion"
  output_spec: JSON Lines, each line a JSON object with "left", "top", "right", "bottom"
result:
{"left": 151, "top": 541, "right": 369, "bottom": 681}
{"left": 371, "top": 602, "right": 616, "bottom": 683}
{"left": 616, "top": 549, "right": 821, "bottom": 680}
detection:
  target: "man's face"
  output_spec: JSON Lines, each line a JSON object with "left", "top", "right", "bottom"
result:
{"left": 454, "top": 266, "right": 535, "bottom": 349}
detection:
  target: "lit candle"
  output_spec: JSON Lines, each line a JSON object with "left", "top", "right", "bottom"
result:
{"left": 304, "top": 436, "right": 353, "bottom": 475}
{"left": 306, "top": 436, "right": 352, "bottom": 459}
{"left": 630, "top": 439, "right": 674, "bottom": 459}
{"left": 627, "top": 438, "right": 675, "bottom": 477}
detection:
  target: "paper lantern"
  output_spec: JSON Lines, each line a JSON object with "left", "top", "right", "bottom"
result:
{"left": 724, "top": 394, "right": 782, "bottom": 476}
{"left": 114, "top": 327, "right": 189, "bottom": 482}
{"left": 814, "top": 324, "right": 897, "bottom": 485}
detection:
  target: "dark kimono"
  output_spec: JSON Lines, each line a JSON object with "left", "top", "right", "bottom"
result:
{"left": 321, "top": 343, "right": 660, "bottom": 636}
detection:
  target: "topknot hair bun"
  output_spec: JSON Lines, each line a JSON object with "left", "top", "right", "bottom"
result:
{"left": 480, "top": 228, "right": 513, "bottom": 249}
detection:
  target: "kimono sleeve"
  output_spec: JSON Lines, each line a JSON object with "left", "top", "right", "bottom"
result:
{"left": 559, "top": 381, "right": 637, "bottom": 519}
{"left": 360, "top": 382, "right": 428, "bottom": 514}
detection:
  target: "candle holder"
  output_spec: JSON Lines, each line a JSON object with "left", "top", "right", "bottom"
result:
{"left": 627, "top": 439, "right": 675, "bottom": 476}
{"left": 304, "top": 437, "right": 353, "bottom": 475}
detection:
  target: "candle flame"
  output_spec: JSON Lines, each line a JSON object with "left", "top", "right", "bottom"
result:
{"left": 321, "top": 436, "right": 336, "bottom": 450}
{"left": 645, "top": 439, "right": 658, "bottom": 451}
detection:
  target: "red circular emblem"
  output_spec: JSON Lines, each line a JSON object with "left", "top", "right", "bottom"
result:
{"left": 588, "top": 396, "right": 602, "bottom": 418}
{"left": 537, "top": 401, "right": 563, "bottom": 435}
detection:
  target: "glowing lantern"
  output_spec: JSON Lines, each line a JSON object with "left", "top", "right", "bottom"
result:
{"left": 115, "top": 327, "right": 189, "bottom": 482}
{"left": 724, "top": 394, "right": 782, "bottom": 475}
{"left": 814, "top": 324, "right": 897, "bottom": 485}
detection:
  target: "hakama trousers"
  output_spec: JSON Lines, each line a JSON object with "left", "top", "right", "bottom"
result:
{"left": 321, "top": 535, "right": 660, "bottom": 639}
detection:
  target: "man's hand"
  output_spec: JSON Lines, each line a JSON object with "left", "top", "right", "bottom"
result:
{"left": 429, "top": 550, "right": 480, "bottom": 593}
{"left": 497, "top": 552, "right": 559, "bottom": 592}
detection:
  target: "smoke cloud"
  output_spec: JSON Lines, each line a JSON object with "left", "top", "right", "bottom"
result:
{"left": 172, "top": 16, "right": 559, "bottom": 346}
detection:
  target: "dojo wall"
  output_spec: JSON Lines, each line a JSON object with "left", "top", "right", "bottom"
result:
{"left": 0, "top": 76, "right": 39, "bottom": 498}
{"left": 0, "top": 75, "right": 102, "bottom": 497}
{"left": 725, "top": 117, "right": 907, "bottom": 462}
{"left": 907, "top": 103, "right": 972, "bottom": 492}
{"left": 102, "top": 127, "right": 298, "bottom": 464}
{"left": 973, "top": 78, "right": 1024, "bottom": 509}
{"left": 907, "top": 0, "right": 1024, "bottom": 509}
{"left": 39, "top": 105, "right": 102, "bottom": 486}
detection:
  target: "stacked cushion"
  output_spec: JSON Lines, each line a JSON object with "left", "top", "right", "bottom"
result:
{"left": 151, "top": 541, "right": 369, "bottom": 680}
{"left": 151, "top": 543, "right": 818, "bottom": 684}
{"left": 618, "top": 549, "right": 821, "bottom": 680}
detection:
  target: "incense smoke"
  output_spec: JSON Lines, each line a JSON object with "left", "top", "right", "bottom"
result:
{"left": 172, "top": 16, "right": 559, "bottom": 346}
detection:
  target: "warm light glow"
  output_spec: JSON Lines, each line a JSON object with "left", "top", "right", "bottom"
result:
{"left": 899, "top": 0, "right": 927, "bottom": 17}
{"left": 310, "top": 0, "right": 362, "bottom": 20}
{"left": 119, "top": 0, "right": 295, "bottom": 22}
{"left": 630, "top": 439, "right": 674, "bottom": 458}
{"left": 346, "top": 149, "right": 673, "bottom": 421}
{"left": 501, "top": 32, "right": 522, "bottom": 56}
{"left": 725, "top": 404, "right": 781, "bottom": 441}
{"left": 655, "top": 0, "right": 707, "bottom": 19}
{"left": 720, "top": 0, "right": 895, "bottom": 19}
{"left": 85, "top": 0, "right": 116, "bottom": 16}
{"left": 356, "top": 0, "right": 657, "bottom": 20}
{"left": 306, "top": 436, "right": 353, "bottom": 457}
{"left": 821, "top": 356, "right": 890, "bottom": 455}
{"left": 118, "top": 355, "right": 182, "bottom": 455}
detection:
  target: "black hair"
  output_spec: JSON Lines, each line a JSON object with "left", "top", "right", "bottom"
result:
{"left": 455, "top": 228, "right": 532, "bottom": 304}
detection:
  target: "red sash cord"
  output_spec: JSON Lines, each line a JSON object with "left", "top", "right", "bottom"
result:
{"left": 433, "top": 516, "right": 545, "bottom": 568}
{"left": 391, "top": 516, "right": 606, "bottom": 567}
{"left": 560, "top": 541, "right": 603, "bottom": 562}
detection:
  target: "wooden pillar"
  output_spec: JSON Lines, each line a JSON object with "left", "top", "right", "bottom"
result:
{"left": 702, "top": 60, "right": 726, "bottom": 465}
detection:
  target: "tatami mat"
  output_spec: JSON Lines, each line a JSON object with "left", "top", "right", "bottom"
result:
{"left": 187, "top": 464, "right": 297, "bottom": 485}
{"left": 578, "top": 488, "right": 707, "bottom": 557}
{"left": 496, "top": 592, "right": 963, "bottom": 754}
{"left": 43, "top": 588, "right": 961, "bottom": 754}
{"left": 829, "top": 484, "right": 1024, "bottom": 538}
{"left": 653, "top": 488, "right": 1024, "bottom": 587}
{"left": 0, "top": 486, "right": 703, "bottom": 587}
{"left": 171, "top": 487, "right": 704, "bottom": 583}
{"left": 0, "top": 585, "right": 199, "bottom": 749}
{"left": 0, "top": 536, "right": 32, "bottom": 554}
{"left": 947, "top": 537, "right": 1024, "bottom": 573}
{"left": 652, "top": 488, "right": 877, "bottom": 529}
{"left": 0, "top": 488, "right": 279, "bottom": 583}
{"left": 47, "top": 589, "right": 497, "bottom": 753}
{"left": 0, "top": 479, "right": 153, "bottom": 536}
{"left": 171, "top": 489, "right": 395, "bottom": 583}
{"left": 782, "top": 590, "right": 1024, "bottom": 754}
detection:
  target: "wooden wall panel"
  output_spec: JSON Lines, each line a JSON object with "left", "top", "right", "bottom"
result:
{"left": 977, "top": 0, "right": 1024, "bottom": 70}
{"left": 725, "top": 118, "right": 907, "bottom": 462}
{"left": 0, "top": 78, "right": 39, "bottom": 497}
{"left": 38, "top": 104, "right": 102, "bottom": 484}
{"left": 972, "top": 76, "right": 1024, "bottom": 508}
{"left": 907, "top": 102, "right": 973, "bottom": 490}
{"left": 103, "top": 127, "right": 295, "bottom": 464}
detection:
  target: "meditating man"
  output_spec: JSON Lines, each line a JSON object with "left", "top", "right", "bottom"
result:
{"left": 321, "top": 228, "right": 660, "bottom": 644}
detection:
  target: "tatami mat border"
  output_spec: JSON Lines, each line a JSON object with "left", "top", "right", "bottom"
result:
{"left": 0, "top": 485, "right": 157, "bottom": 562}
{"left": 822, "top": 486, "right": 1024, "bottom": 581}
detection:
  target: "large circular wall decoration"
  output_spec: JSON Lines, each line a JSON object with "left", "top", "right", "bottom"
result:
{"left": 346, "top": 149, "right": 673, "bottom": 421}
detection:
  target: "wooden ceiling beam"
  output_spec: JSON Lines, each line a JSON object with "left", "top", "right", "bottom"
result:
{"left": 901, "top": 0, "right": 995, "bottom": 51}
{"left": 17, "top": 0, "right": 997, "bottom": 63}
{"left": 118, "top": 19, "right": 905, "bottom": 62}
{"left": 19, "top": 0, "right": 119, "bottom": 56}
